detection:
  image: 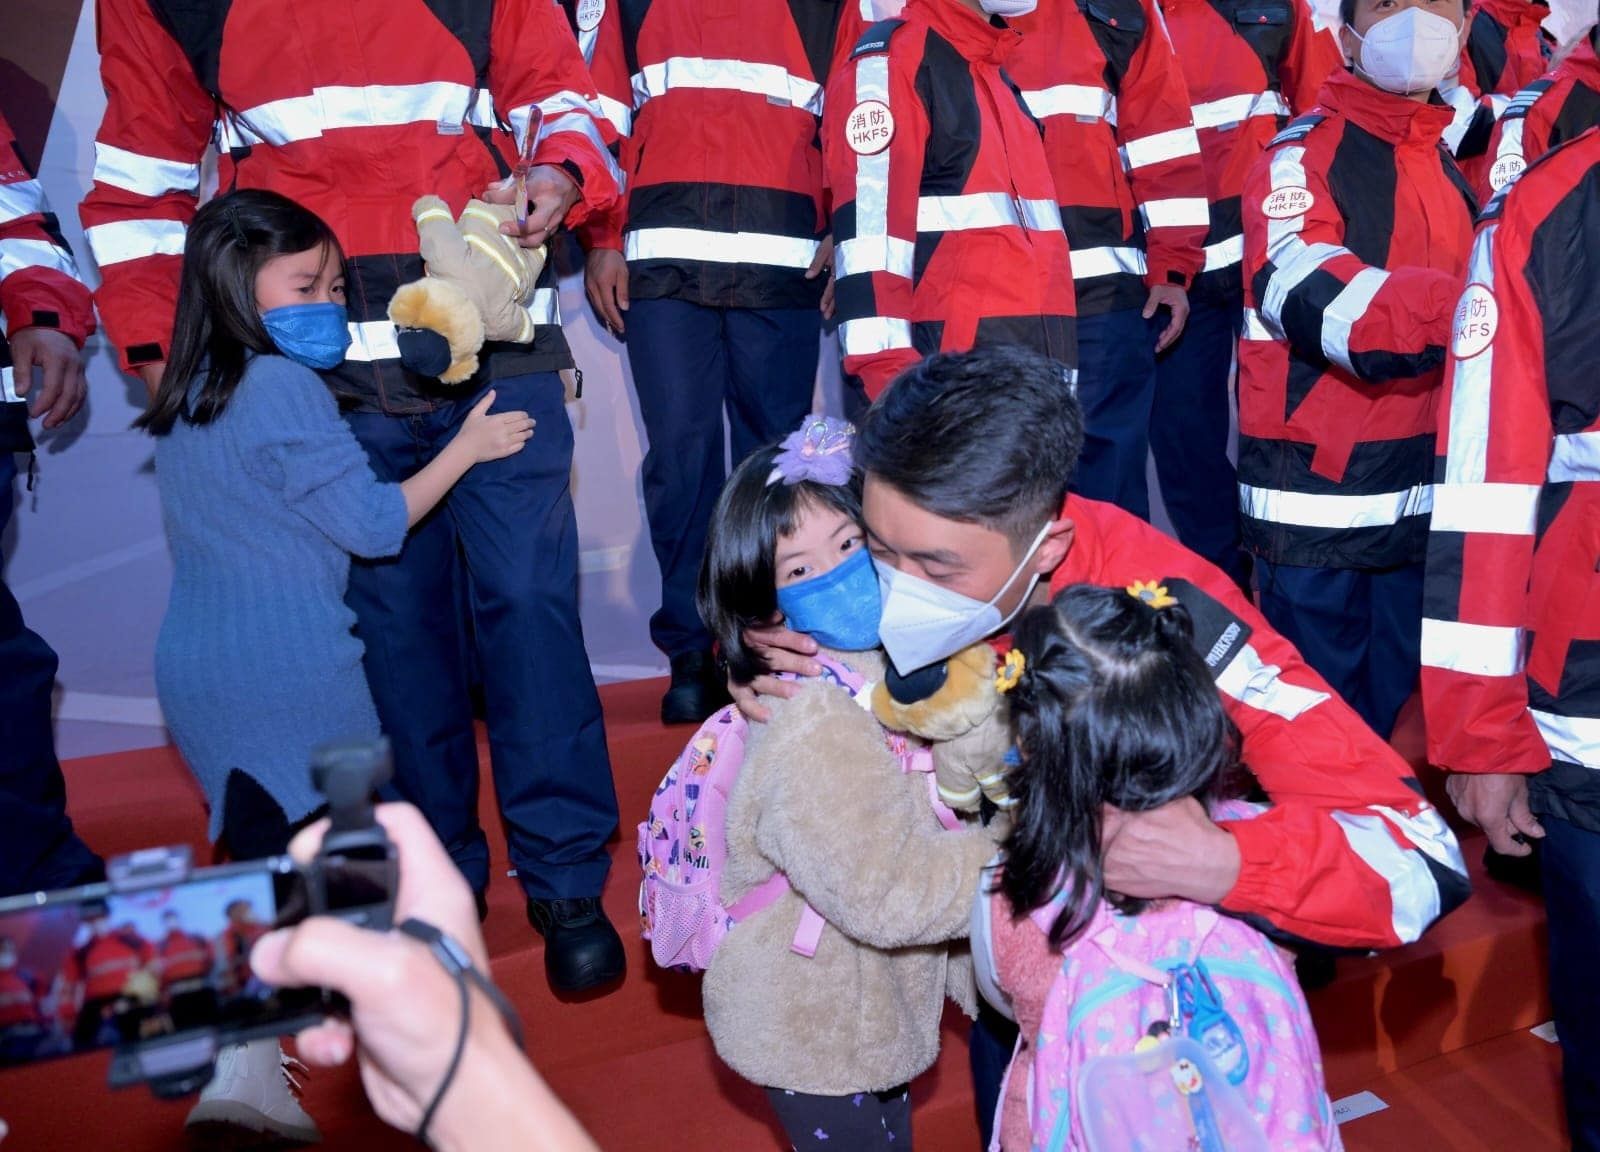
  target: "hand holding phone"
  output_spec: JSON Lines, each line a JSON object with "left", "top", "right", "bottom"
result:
{"left": 258, "top": 804, "right": 597, "bottom": 1150}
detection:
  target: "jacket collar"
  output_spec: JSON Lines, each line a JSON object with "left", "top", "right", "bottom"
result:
{"left": 1317, "top": 68, "right": 1455, "bottom": 147}
{"left": 908, "top": 0, "right": 1023, "bottom": 64}
{"left": 1568, "top": 37, "right": 1600, "bottom": 85}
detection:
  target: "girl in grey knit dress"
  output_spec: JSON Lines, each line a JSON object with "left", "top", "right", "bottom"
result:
{"left": 138, "top": 189, "right": 534, "bottom": 1141}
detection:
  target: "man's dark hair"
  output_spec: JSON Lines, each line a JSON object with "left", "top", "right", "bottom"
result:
{"left": 855, "top": 345, "right": 1084, "bottom": 545}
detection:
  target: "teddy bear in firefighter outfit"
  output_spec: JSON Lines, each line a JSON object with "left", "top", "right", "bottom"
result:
{"left": 389, "top": 195, "right": 548, "bottom": 384}
{"left": 873, "top": 642, "right": 1018, "bottom": 819}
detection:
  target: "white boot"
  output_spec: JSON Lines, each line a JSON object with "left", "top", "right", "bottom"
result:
{"left": 185, "top": 1038, "right": 321, "bottom": 1146}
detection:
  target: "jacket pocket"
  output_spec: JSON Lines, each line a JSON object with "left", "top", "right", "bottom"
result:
{"left": 1080, "top": 0, "right": 1148, "bottom": 90}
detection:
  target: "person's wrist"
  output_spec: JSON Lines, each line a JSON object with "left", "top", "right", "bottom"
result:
{"left": 1187, "top": 821, "right": 1242, "bottom": 905}
{"left": 426, "top": 1007, "right": 547, "bottom": 1152}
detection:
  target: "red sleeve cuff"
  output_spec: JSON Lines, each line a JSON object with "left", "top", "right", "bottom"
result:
{"left": 533, "top": 137, "right": 620, "bottom": 230}
{"left": 1215, "top": 818, "right": 1282, "bottom": 918}
{"left": 578, "top": 205, "right": 626, "bottom": 252}
{"left": 2, "top": 277, "right": 95, "bottom": 348}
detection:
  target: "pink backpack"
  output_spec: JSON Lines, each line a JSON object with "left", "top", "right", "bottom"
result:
{"left": 995, "top": 809, "right": 1341, "bottom": 1152}
{"left": 636, "top": 654, "right": 960, "bottom": 972}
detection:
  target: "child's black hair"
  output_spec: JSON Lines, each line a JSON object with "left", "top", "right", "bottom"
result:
{"left": 1000, "top": 584, "right": 1243, "bottom": 950}
{"left": 139, "top": 189, "right": 342, "bottom": 435}
{"left": 697, "top": 444, "right": 863, "bottom": 684}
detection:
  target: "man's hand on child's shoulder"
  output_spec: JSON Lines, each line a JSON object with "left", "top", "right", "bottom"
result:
{"left": 732, "top": 622, "right": 823, "bottom": 723}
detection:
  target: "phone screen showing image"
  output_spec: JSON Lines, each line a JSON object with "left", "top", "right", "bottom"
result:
{"left": 0, "top": 864, "right": 326, "bottom": 1068}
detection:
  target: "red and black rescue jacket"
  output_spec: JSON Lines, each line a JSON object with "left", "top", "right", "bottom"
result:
{"left": 1, "top": 112, "right": 95, "bottom": 455}
{"left": 80, "top": 0, "right": 619, "bottom": 414}
{"left": 579, "top": 0, "right": 857, "bottom": 309}
{"left": 1423, "top": 129, "right": 1600, "bottom": 833}
{"left": 823, "top": 0, "right": 1076, "bottom": 399}
{"left": 1481, "top": 36, "right": 1600, "bottom": 200}
{"left": 1007, "top": 0, "right": 1209, "bottom": 316}
{"left": 1238, "top": 70, "right": 1476, "bottom": 570}
{"left": 1159, "top": 0, "right": 1342, "bottom": 303}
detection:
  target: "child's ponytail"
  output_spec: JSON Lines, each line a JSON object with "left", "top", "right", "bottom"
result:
{"left": 1000, "top": 585, "right": 1243, "bottom": 950}
{"left": 1000, "top": 616, "right": 1112, "bottom": 949}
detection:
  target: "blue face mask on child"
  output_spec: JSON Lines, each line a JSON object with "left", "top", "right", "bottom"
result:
{"left": 262, "top": 302, "right": 351, "bottom": 370}
{"left": 775, "top": 547, "right": 882, "bottom": 651}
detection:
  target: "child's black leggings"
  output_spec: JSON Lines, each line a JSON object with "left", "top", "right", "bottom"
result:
{"left": 764, "top": 1085, "right": 912, "bottom": 1150}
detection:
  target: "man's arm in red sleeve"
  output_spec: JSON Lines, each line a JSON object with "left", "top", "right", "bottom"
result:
{"left": 824, "top": 30, "right": 927, "bottom": 399}
{"left": 78, "top": 0, "right": 212, "bottom": 374}
{"left": 573, "top": 2, "right": 630, "bottom": 253}
{"left": 1245, "top": 127, "right": 1460, "bottom": 384}
{"left": 1118, "top": 0, "right": 1208, "bottom": 292}
{"left": 1421, "top": 195, "right": 1552, "bottom": 778}
{"left": 1279, "top": 0, "right": 1343, "bottom": 115}
{"left": 490, "top": 0, "right": 622, "bottom": 229}
{"left": 0, "top": 112, "right": 94, "bottom": 353}
{"left": 1111, "top": 515, "right": 1469, "bottom": 948}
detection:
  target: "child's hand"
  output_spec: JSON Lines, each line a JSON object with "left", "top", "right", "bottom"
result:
{"left": 457, "top": 390, "right": 535, "bottom": 463}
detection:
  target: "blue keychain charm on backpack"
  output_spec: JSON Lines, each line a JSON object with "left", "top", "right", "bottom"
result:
{"left": 1176, "top": 961, "right": 1250, "bottom": 1086}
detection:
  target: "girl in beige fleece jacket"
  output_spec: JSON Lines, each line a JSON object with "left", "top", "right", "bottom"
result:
{"left": 695, "top": 419, "right": 998, "bottom": 1150}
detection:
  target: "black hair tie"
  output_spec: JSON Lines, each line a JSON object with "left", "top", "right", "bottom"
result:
{"left": 396, "top": 917, "right": 526, "bottom": 1147}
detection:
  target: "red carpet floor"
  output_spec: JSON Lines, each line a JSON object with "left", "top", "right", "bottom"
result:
{"left": 0, "top": 683, "right": 1566, "bottom": 1150}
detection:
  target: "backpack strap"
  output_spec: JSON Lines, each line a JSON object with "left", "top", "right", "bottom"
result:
{"left": 726, "top": 874, "right": 827, "bottom": 958}
{"left": 822, "top": 655, "right": 966, "bottom": 831}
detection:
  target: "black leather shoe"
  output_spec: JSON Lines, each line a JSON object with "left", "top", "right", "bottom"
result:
{"left": 661, "top": 650, "right": 731, "bottom": 726}
{"left": 526, "top": 897, "right": 626, "bottom": 993}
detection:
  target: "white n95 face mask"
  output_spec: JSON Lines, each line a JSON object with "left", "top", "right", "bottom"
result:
{"left": 980, "top": 0, "right": 1038, "bottom": 15}
{"left": 876, "top": 523, "right": 1052, "bottom": 675}
{"left": 1349, "top": 7, "right": 1464, "bottom": 95}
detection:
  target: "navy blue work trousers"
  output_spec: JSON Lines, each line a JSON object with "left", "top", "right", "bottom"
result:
{"left": 345, "top": 372, "right": 618, "bottom": 901}
{"left": 0, "top": 451, "right": 102, "bottom": 895}
{"left": 624, "top": 297, "right": 820, "bottom": 659}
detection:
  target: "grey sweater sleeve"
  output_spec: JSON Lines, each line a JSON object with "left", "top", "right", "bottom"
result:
{"left": 234, "top": 356, "right": 409, "bottom": 559}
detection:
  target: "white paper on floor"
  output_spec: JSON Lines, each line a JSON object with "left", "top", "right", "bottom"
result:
{"left": 1332, "top": 1091, "right": 1390, "bottom": 1124}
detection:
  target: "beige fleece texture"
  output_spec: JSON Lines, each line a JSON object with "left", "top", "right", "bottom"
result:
{"left": 703, "top": 648, "right": 1000, "bottom": 1096}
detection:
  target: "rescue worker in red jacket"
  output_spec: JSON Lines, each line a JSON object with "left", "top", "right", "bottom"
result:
{"left": 0, "top": 109, "right": 102, "bottom": 901}
{"left": 81, "top": 0, "right": 628, "bottom": 1010}
{"left": 1157, "top": 0, "right": 1343, "bottom": 587}
{"left": 0, "top": 937, "right": 38, "bottom": 1025}
{"left": 1440, "top": 0, "right": 1554, "bottom": 179}
{"left": 216, "top": 899, "right": 268, "bottom": 999}
{"left": 1237, "top": 0, "right": 1477, "bottom": 741}
{"left": 0, "top": 935, "right": 57, "bottom": 1064}
{"left": 63, "top": 904, "right": 155, "bottom": 1052}
{"left": 822, "top": 0, "right": 1078, "bottom": 402}
{"left": 577, "top": 0, "right": 855, "bottom": 725}
{"left": 1421, "top": 127, "right": 1600, "bottom": 1150}
{"left": 735, "top": 344, "right": 1468, "bottom": 1145}
{"left": 1005, "top": 0, "right": 1207, "bottom": 534}
{"left": 1480, "top": 20, "right": 1599, "bottom": 198}
{"left": 155, "top": 908, "right": 216, "bottom": 1026}
{"left": 156, "top": 911, "right": 213, "bottom": 989}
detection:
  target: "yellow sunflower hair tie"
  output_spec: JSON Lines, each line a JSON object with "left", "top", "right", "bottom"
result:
{"left": 1126, "top": 580, "right": 1178, "bottom": 610}
{"left": 996, "top": 648, "right": 1027, "bottom": 694}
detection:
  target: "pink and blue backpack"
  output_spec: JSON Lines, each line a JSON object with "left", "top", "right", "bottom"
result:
{"left": 636, "top": 653, "right": 960, "bottom": 972}
{"left": 988, "top": 805, "right": 1341, "bottom": 1152}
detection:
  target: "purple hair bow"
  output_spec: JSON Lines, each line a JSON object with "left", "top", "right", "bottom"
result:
{"left": 766, "top": 415, "right": 857, "bottom": 487}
